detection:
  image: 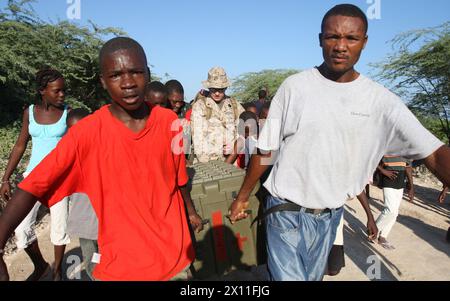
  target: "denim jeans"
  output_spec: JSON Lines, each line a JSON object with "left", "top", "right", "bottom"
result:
{"left": 265, "top": 195, "right": 343, "bottom": 281}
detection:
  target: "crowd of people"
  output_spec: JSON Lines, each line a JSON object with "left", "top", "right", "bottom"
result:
{"left": 0, "top": 3, "right": 449, "bottom": 281}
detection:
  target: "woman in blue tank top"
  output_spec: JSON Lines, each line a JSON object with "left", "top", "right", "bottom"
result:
{"left": 0, "top": 68, "right": 70, "bottom": 281}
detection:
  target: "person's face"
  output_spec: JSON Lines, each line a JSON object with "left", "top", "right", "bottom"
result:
{"left": 319, "top": 15, "right": 367, "bottom": 75}
{"left": 146, "top": 91, "right": 167, "bottom": 106}
{"left": 40, "top": 78, "right": 65, "bottom": 108}
{"left": 100, "top": 49, "right": 149, "bottom": 111}
{"left": 167, "top": 92, "right": 185, "bottom": 113}
{"left": 209, "top": 88, "right": 226, "bottom": 102}
{"left": 259, "top": 108, "right": 269, "bottom": 120}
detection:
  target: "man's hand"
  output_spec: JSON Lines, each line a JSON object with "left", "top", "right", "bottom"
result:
{"left": 438, "top": 187, "right": 448, "bottom": 204}
{"left": 380, "top": 169, "right": 398, "bottom": 180}
{"left": 0, "top": 257, "right": 9, "bottom": 281}
{"left": 188, "top": 212, "right": 204, "bottom": 233}
{"left": 367, "top": 218, "right": 378, "bottom": 242}
{"left": 228, "top": 196, "right": 250, "bottom": 224}
{"left": 0, "top": 182, "right": 11, "bottom": 203}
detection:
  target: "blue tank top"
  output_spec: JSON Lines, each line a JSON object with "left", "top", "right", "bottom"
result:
{"left": 25, "top": 105, "right": 68, "bottom": 174}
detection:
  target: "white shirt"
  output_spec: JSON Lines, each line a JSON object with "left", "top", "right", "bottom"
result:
{"left": 257, "top": 68, "right": 444, "bottom": 209}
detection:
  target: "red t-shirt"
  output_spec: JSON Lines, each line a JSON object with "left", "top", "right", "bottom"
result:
{"left": 19, "top": 104, "right": 194, "bottom": 281}
{"left": 185, "top": 108, "right": 192, "bottom": 122}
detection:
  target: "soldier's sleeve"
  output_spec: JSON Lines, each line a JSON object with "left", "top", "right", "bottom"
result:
{"left": 191, "top": 100, "right": 207, "bottom": 159}
{"left": 219, "top": 101, "right": 234, "bottom": 152}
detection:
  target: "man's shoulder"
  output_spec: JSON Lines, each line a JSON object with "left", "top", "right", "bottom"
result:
{"left": 284, "top": 70, "right": 312, "bottom": 84}
{"left": 361, "top": 75, "right": 402, "bottom": 102}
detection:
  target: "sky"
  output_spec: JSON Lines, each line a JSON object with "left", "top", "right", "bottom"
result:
{"left": 1, "top": 0, "right": 449, "bottom": 101}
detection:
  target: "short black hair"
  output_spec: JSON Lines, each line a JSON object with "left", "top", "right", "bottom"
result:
{"left": 146, "top": 81, "right": 167, "bottom": 94}
{"left": 99, "top": 37, "right": 148, "bottom": 72}
{"left": 321, "top": 4, "right": 368, "bottom": 34}
{"left": 67, "top": 108, "right": 90, "bottom": 122}
{"left": 258, "top": 90, "right": 267, "bottom": 99}
{"left": 239, "top": 111, "right": 259, "bottom": 136}
{"left": 243, "top": 102, "right": 257, "bottom": 110}
{"left": 239, "top": 111, "right": 258, "bottom": 123}
{"left": 165, "top": 80, "right": 184, "bottom": 95}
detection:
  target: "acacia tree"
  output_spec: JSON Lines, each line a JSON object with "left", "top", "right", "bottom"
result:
{"left": 0, "top": 0, "right": 125, "bottom": 126}
{"left": 372, "top": 22, "right": 450, "bottom": 143}
{"left": 231, "top": 69, "right": 299, "bottom": 103}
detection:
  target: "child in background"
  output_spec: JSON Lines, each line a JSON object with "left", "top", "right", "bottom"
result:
{"left": 165, "top": 80, "right": 192, "bottom": 161}
{"left": 244, "top": 102, "right": 258, "bottom": 117}
{"left": 65, "top": 108, "right": 99, "bottom": 281}
{"left": 165, "top": 80, "right": 190, "bottom": 119}
{"left": 226, "top": 111, "right": 259, "bottom": 170}
{"left": 145, "top": 81, "right": 167, "bottom": 107}
{"left": 0, "top": 68, "right": 70, "bottom": 281}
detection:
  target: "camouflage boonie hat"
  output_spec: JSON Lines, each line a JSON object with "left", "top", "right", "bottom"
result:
{"left": 202, "top": 67, "right": 231, "bottom": 89}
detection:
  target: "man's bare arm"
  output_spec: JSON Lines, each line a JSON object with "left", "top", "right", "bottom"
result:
{"left": 228, "top": 149, "right": 273, "bottom": 223}
{"left": 424, "top": 146, "right": 450, "bottom": 187}
{"left": 0, "top": 189, "right": 38, "bottom": 281}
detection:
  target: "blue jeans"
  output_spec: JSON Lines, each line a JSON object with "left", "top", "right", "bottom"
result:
{"left": 265, "top": 195, "right": 343, "bottom": 281}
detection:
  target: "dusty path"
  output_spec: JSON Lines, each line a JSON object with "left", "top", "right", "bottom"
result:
{"left": 324, "top": 181, "right": 450, "bottom": 281}
{"left": 4, "top": 179, "right": 450, "bottom": 281}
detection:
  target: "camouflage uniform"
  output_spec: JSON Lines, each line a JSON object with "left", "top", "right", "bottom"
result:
{"left": 191, "top": 96, "right": 244, "bottom": 163}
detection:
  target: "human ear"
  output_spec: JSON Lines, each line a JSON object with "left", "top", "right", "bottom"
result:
{"left": 100, "top": 74, "right": 107, "bottom": 90}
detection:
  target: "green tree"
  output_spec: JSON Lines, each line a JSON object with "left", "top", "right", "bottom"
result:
{"left": 231, "top": 69, "right": 299, "bottom": 103}
{"left": 372, "top": 22, "right": 450, "bottom": 143}
{"left": 0, "top": 0, "right": 126, "bottom": 126}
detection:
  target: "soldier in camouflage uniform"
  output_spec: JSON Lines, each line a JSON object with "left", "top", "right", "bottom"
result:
{"left": 191, "top": 67, "right": 245, "bottom": 163}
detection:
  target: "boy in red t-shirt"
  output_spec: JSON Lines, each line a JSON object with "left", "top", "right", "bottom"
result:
{"left": 0, "top": 37, "right": 203, "bottom": 281}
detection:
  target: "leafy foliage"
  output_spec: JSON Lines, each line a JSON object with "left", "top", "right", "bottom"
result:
{"left": 0, "top": 0, "right": 126, "bottom": 126}
{"left": 231, "top": 69, "right": 299, "bottom": 103}
{"left": 372, "top": 22, "right": 450, "bottom": 142}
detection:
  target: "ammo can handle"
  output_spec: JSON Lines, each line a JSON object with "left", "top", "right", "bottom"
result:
{"left": 202, "top": 210, "right": 253, "bottom": 225}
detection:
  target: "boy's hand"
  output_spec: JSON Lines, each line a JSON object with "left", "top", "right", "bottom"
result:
{"left": 0, "top": 182, "right": 11, "bottom": 203}
{"left": 228, "top": 196, "right": 250, "bottom": 224}
{"left": 380, "top": 169, "right": 398, "bottom": 180}
{"left": 188, "top": 212, "right": 204, "bottom": 233}
{"left": 0, "top": 257, "right": 9, "bottom": 281}
{"left": 367, "top": 218, "right": 378, "bottom": 242}
{"left": 438, "top": 192, "right": 446, "bottom": 203}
